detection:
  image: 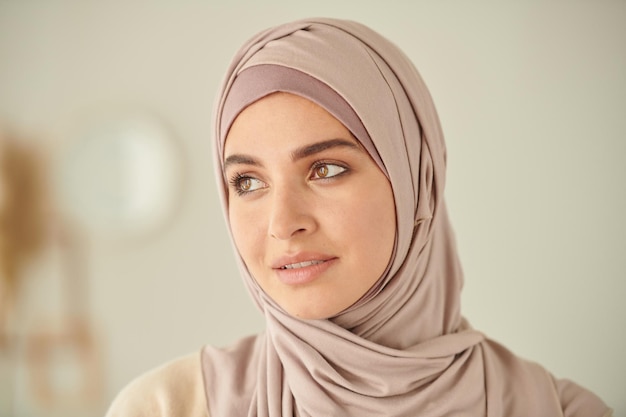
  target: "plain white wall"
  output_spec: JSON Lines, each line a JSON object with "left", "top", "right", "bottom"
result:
{"left": 0, "top": 1, "right": 624, "bottom": 415}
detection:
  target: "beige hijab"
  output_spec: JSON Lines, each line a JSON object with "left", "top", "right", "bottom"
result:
{"left": 204, "top": 18, "right": 609, "bottom": 416}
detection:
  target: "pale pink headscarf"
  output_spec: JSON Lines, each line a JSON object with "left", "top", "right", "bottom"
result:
{"left": 204, "top": 18, "right": 610, "bottom": 416}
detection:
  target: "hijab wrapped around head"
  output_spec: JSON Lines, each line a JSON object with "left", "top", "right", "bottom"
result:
{"left": 204, "top": 17, "right": 609, "bottom": 417}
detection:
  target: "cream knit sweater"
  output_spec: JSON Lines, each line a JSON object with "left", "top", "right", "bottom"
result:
{"left": 105, "top": 351, "right": 209, "bottom": 417}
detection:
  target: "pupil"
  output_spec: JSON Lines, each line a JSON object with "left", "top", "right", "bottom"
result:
{"left": 241, "top": 179, "right": 251, "bottom": 191}
{"left": 318, "top": 165, "right": 328, "bottom": 177}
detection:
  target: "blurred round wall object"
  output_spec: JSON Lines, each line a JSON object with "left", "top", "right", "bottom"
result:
{"left": 53, "top": 110, "right": 184, "bottom": 243}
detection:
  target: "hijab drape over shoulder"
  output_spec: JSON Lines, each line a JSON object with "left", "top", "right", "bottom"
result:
{"left": 204, "top": 18, "right": 610, "bottom": 417}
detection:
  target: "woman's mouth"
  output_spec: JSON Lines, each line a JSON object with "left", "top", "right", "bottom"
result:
{"left": 273, "top": 256, "right": 337, "bottom": 285}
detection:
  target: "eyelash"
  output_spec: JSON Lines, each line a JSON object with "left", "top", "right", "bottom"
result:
{"left": 228, "top": 172, "right": 258, "bottom": 196}
{"left": 227, "top": 161, "right": 349, "bottom": 197}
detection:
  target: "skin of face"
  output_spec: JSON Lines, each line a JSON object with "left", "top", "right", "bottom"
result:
{"left": 224, "top": 92, "right": 396, "bottom": 320}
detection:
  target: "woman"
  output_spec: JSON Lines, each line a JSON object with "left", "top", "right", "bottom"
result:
{"left": 106, "top": 18, "right": 612, "bottom": 416}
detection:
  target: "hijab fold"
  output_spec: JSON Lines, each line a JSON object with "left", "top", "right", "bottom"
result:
{"left": 204, "top": 17, "right": 610, "bottom": 417}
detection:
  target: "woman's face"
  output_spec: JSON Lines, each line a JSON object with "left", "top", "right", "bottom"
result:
{"left": 224, "top": 92, "right": 396, "bottom": 320}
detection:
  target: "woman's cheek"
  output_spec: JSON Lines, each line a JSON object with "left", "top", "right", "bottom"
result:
{"left": 230, "top": 205, "right": 264, "bottom": 262}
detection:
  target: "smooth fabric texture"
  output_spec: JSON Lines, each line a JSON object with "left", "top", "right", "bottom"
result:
{"left": 206, "top": 18, "right": 611, "bottom": 416}
{"left": 102, "top": 348, "right": 615, "bottom": 417}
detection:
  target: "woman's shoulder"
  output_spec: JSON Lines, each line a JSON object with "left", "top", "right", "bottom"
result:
{"left": 481, "top": 338, "right": 613, "bottom": 416}
{"left": 105, "top": 350, "right": 209, "bottom": 417}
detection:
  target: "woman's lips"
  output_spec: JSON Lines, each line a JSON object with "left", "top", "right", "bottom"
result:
{"left": 273, "top": 256, "right": 337, "bottom": 285}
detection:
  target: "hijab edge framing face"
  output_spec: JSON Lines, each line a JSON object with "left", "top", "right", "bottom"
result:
{"left": 213, "top": 18, "right": 454, "bottom": 333}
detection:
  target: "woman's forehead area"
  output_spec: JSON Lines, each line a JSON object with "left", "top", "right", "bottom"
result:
{"left": 224, "top": 92, "right": 359, "bottom": 158}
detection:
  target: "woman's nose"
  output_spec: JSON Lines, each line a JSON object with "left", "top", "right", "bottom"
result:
{"left": 267, "top": 186, "right": 316, "bottom": 240}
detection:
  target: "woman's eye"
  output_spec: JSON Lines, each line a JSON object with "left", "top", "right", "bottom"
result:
{"left": 229, "top": 174, "right": 266, "bottom": 195}
{"left": 311, "top": 163, "right": 347, "bottom": 180}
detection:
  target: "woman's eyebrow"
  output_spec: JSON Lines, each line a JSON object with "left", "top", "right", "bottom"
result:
{"left": 291, "top": 138, "right": 360, "bottom": 161}
{"left": 224, "top": 138, "right": 360, "bottom": 170}
{"left": 223, "top": 154, "right": 262, "bottom": 170}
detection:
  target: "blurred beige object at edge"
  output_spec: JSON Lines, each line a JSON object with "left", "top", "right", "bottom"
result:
{"left": 0, "top": 129, "right": 105, "bottom": 416}
{"left": 0, "top": 132, "right": 47, "bottom": 342}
